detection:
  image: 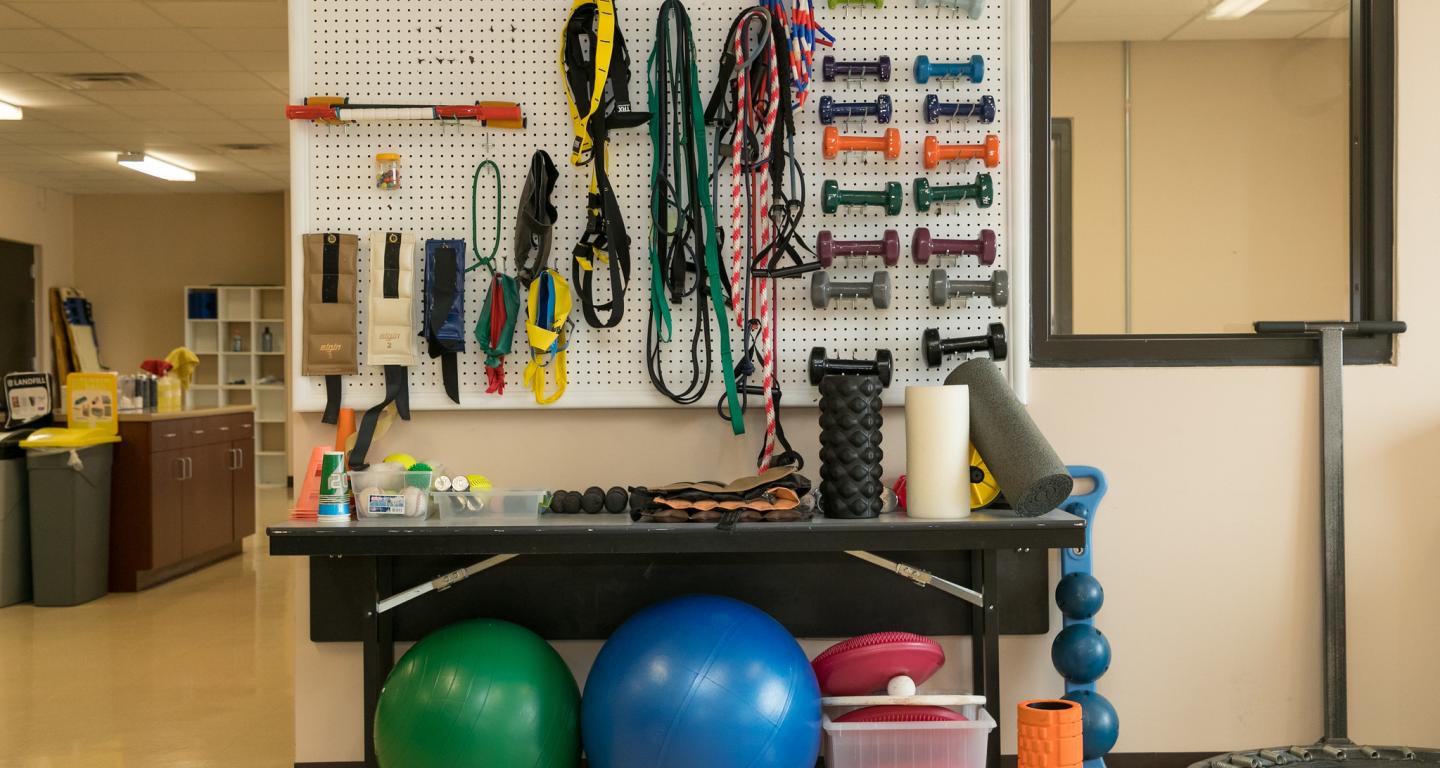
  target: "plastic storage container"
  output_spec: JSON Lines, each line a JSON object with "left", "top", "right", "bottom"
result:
{"left": 0, "top": 430, "right": 32, "bottom": 606}
{"left": 823, "top": 704, "right": 996, "bottom": 768}
{"left": 348, "top": 466, "right": 434, "bottom": 520}
{"left": 434, "top": 489, "right": 548, "bottom": 520}
{"left": 375, "top": 152, "right": 401, "bottom": 190}
{"left": 26, "top": 444, "right": 114, "bottom": 607}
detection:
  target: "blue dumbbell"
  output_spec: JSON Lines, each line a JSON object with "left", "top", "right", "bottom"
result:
{"left": 914, "top": 54, "right": 984, "bottom": 84}
{"left": 822, "top": 55, "right": 892, "bottom": 83}
{"left": 819, "top": 95, "right": 894, "bottom": 125}
{"left": 925, "top": 94, "right": 996, "bottom": 124}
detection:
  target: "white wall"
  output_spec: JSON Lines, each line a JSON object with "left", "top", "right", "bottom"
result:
{"left": 0, "top": 178, "right": 74, "bottom": 376}
{"left": 289, "top": 1, "right": 1440, "bottom": 759}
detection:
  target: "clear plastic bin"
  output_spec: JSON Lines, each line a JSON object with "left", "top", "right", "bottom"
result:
{"left": 348, "top": 467, "right": 434, "bottom": 520}
{"left": 823, "top": 704, "right": 995, "bottom": 768}
{"left": 433, "top": 489, "right": 548, "bottom": 520}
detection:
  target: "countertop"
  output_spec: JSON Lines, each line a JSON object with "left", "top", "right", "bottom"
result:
{"left": 60, "top": 404, "right": 256, "bottom": 424}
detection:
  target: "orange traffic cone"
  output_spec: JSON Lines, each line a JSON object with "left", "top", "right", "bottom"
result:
{"left": 290, "top": 445, "right": 328, "bottom": 520}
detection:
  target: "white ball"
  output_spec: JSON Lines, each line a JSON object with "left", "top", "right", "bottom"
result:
{"left": 887, "top": 675, "right": 917, "bottom": 697}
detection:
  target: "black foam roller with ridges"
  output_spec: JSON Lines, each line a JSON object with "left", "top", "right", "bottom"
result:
{"left": 818, "top": 375, "right": 885, "bottom": 519}
{"left": 945, "top": 359, "right": 1072, "bottom": 516}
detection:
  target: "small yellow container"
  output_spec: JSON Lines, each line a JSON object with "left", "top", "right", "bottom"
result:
{"left": 375, "top": 152, "right": 401, "bottom": 190}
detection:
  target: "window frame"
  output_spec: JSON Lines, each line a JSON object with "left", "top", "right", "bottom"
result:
{"left": 1030, "top": 0, "right": 1397, "bottom": 367}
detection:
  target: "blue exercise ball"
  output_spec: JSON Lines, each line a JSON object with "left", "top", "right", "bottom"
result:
{"left": 581, "top": 595, "right": 821, "bottom": 768}
{"left": 1055, "top": 573, "right": 1105, "bottom": 620}
{"left": 1063, "top": 689, "right": 1119, "bottom": 759}
{"left": 1052, "top": 624, "right": 1111, "bottom": 683}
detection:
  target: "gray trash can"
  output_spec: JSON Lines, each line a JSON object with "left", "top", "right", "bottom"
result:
{"left": 26, "top": 444, "right": 113, "bottom": 607}
{"left": 0, "top": 430, "right": 32, "bottom": 607}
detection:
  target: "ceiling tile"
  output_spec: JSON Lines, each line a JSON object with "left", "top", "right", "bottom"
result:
{"left": 1171, "top": 10, "right": 1334, "bottom": 40}
{"left": 1053, "top": 14, "right": 1194, "bottom": 41}
{"left": 149, "top": 2, "right": 285, "bottom": 29}
{"left": 0, "top": 89, "right": 94, "bottom": 107}
{"left": 107, "top": 50, "right": 242, "bottom": 72}
{"left": 8, "top": 2, "right": 172, "bottom": 29}
{"left": 8, "top": 130, "right": 94, "bottom": 146}
{"left": 224, "top": 50, "right": 286, "bottom": 70}
{"left": 1299, "top": 10, "right": 1349, "bottom": 38}
{"left": 255, "top": 70, "right": 285, "bottom": 89}
{"left": 84, "top": 89, "right": 195, "bottom": 106}
{"left": 0, "top": 28, "right": 85, "bottom": 51}
{"left": 166, "top": 128, "right": 265, "bottom": 144}
{"left": 0, "top": 51, "right": 125, "bottom": 71}
{"left": 1064, "top": 0, "right": 1209, "bottom": 14}
{"left": 0, "top": 72, "right": 62, "bottom": 90}
{"left": 0, "top": 6, "right": 43, "bottom": 29}
{"left": 147, "top": 70, "right": 270, "bottom": 90}
{"left": 63, "top": 27, "right": 209, "bottom": 52}
{"left": 207, "top": 101, "right": 279, "bottom": 120}
{"left": 190, "top": 27, "right": 284, "bottom": 52}
{"left": 112, "top": 103, "right": 224, "bottom": 120}
{"left": 178, "top": 88, "right": 283, "bottom": 106}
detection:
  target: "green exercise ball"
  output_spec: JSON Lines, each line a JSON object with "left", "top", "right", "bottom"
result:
{"left": 374, "top": 619, "right": 580, "bottom": 768}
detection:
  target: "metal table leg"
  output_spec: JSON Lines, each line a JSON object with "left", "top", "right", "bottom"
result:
{"left": 972, "top": 548, "right": 1001, "bottom": 767}
{"left": 362, "top": 556, "right": 394, "bottom": 768}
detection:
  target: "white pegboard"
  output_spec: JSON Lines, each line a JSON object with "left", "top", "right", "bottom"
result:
{"left": 288, "top": 0, "right": 1031, "bottom": 412}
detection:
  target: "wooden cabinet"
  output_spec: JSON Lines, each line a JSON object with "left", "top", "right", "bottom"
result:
{"left": 109, "top": 408, "right": 257, "bottom": 591}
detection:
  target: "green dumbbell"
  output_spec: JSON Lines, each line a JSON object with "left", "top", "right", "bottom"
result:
{"left": 828, "top": 0, "right": 884, "bottom": 7}
{"left": 913, "top": 174, "right": 995, "bottom": 212}
{"left": 823, "top": 180, "right": 905, "bottom": 216}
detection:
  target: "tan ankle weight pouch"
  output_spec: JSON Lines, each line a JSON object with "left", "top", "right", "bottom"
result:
{"left": 302, "top": 232, "right": 358, "bottom": 424}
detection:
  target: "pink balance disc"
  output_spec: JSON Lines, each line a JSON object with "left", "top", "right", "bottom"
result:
{"left": 836, "top": 705, "right": 968, "bottom": 723}
{"left": 811, "top": 631, "right": 945, "bottom": 696}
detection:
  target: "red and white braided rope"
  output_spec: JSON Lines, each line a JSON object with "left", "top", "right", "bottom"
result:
{"left": 753, "top": 37, "right": 781, "bottom": 471}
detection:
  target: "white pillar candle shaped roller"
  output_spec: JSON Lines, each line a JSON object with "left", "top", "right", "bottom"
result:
{"left": 904, "top": 384, "right": 971, "bottom": 519}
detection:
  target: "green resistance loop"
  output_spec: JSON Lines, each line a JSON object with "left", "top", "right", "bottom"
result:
{"left": 467, "top": 160, "right": 503, "bottom": 275}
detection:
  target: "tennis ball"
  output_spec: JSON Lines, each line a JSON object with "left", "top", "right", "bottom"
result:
{"left": 466, "top": 474, "right": 493, "bottom": 491}
{"left": 383, "top": 453, "right": 417, "bottom": 469}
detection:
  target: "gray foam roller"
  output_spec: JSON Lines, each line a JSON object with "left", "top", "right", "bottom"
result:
{"left": 945, "top": 359, "right": 1072, "bottom": 516}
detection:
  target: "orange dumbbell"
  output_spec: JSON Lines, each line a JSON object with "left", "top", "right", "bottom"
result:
{"left": 824, "top": 126, "right": 902, "bottom": 161}
{"left": 923, "top": 133, "right": 1000, "bottom": 169}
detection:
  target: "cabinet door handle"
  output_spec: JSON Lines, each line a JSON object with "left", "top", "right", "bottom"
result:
{"left": 184, "top": 457, "right": 193, "bottom": 480}
{"left": 236, "top": 448, "right": 245, "bottom": 471}
{"left": 163, "top": 432, "right": 178, "bottom": 439}
{"left": 219, "top": 425, "right": 230, "bottom": 432}
{"left": 174, "top": 457, "right": 185, "bottom": 480}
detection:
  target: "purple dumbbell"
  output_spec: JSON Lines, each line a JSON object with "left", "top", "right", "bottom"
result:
{"left": 822, "top": 55, "right": 893, "bottom": 83}
{"left": 819, "top": 94, "right": 894, "bottom": 125}
{"left": 924, "top": 94, "right": 997, "bottom": 124}
{"left": 817, "top": 229, "right": 902, "bottom": 267}
{"left": 911, "top": 227, "right": 997, "bottom": 266}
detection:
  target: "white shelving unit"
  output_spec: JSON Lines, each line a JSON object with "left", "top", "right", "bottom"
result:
{"left": 185, "top": 285, "right": 289, "bottom": 488}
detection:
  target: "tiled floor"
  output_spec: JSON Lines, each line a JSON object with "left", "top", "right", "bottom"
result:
{"left": 0, "top": 489, "right": 296, "bottom": 767}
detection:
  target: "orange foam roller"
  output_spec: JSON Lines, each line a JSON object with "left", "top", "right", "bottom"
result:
{"left": 924, "top": 133, "right": 1001, "bottom": 169}
{"left": 824, "top": 126, "right": 902, "bottom": 160}
{"left": 1017, "top": 699, "right": 1084, "bottom": 768}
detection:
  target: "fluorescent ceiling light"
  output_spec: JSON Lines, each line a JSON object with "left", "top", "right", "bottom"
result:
{"left": 117, "top": 152, "right": 195, "bottom": 182}
{"left": 1207, "top": 0, "right": 1272, "bottom": 20}
{"left": 0, "top": 100, "right": 22, "bottom": 120}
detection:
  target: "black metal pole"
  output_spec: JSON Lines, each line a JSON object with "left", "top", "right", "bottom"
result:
{"left": 1319, "top": 327, "right": 1347, "bottom": 742}
{"left": 362, "top": 556, "right": 395, "bottom": 768}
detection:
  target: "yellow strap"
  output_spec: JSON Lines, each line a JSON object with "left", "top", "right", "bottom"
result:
{"left": 560, "top": 0, "right": 616, "bottom": 166}
{"left": 523, "top": 269, "right": 572, "bottom": 405}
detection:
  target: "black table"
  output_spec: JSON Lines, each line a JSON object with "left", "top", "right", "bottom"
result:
{"left": 269, "top": 511, "right": 1085, "bottom": 768}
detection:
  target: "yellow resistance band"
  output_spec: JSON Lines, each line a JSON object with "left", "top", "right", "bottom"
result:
{"left": 524, "top": 269, "right": 573, "bottom": 405}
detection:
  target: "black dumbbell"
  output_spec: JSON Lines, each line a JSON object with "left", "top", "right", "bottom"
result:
{"left": 812, "top": 271, "right": 891, "bottom": 308}
{"left": 809, "top": 347, "right": 894, "bottom": 387}
{"left": 549, "top": 490, "right": 583, "bottom": 514}
{"left": 923, "top": 323, "right": 1007, "bottom": 368}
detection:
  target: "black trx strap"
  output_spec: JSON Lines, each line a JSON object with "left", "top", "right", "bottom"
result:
{"left": 423, "top": 239, "right": 466, "bottom": 405}
{"left": 514, "top": 151, "right": 558, "bottom": 287}
{"left": 321, "top": 233, "right": 343, "bottom": 424}
{"left": 348, "top": 365, "right": 409, "bottom": 471}
{"left": 563, "top": 0, "right": 649, "bottom": 329}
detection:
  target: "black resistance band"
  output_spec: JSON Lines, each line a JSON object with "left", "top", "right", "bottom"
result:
{"left": 321, "top": 234, "right": 343, "bottom": 424}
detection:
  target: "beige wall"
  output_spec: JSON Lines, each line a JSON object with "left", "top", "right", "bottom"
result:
{"left": 1056, "top": 39, "right": 1351, "bottom": 334}
{"left": 290, "top": 2, "right": 1440, "bottom": 760}
{"left": 0, "top": 178, "right": 74, "bottom": 375}
{"left": 72, "top": 193, "right": 285, "bottom": 372}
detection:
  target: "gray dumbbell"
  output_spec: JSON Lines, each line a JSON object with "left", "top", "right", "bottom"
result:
{"left": 809, "top": 347, "right": 894, "bottom": 387}
{"left": 812, "top": 271, "right": 891, "bottom": 309}
{"left": 929, "top": 268, "right": 1008, "bottom": 307}
{"left": 916, "top": 0, "right": 985, "bottom": 18}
